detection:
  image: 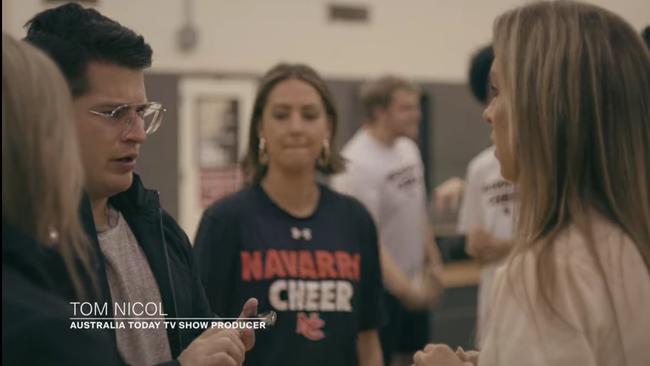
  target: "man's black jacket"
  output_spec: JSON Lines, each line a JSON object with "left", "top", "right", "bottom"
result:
{"left": 81, "top": 174, "right": 214, "bottom": 359}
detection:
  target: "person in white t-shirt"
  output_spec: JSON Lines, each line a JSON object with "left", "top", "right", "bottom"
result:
{"left": 457, "top": 146, "right": 514, "bottom": 347}
{"left": 455, "top": 45, "right": 516, "bottom": 348}
{"left": 331, "top": 75, "right": 443, "bottom": 366}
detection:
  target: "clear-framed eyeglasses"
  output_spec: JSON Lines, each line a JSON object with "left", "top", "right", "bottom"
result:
{"left": 89, "top": 102, "right": 166, "bottom": 136}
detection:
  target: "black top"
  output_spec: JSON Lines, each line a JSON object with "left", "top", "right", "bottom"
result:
{"left": 80, "top": 173, "right": 213, "bottom": 361}
{"left": 195, "top": 184, "right": 385, "bottom": 366}
{"left": 2, "top": 222, "right": 124, "bottom": 366}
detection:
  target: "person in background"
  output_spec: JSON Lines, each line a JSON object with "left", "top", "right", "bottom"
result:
{"left": 455, "top": 45, "right": 515, "bottom": 348}
{"left": 414, "top": 1, "right": 650, "bottom": 365}
{"left": 330, "top": 76, "right": 443, "bottom": 366}
{"left": 195, "top": 63, "right": 385, "bottom": 366}
{"left": 432, "top": 177, "right": 465, "bottom": 216}
{"left": 2, "top": 33, "right": 123, "bottom": 366}
{"left": 25, "top": 4, "right": 255, "bottom": 365}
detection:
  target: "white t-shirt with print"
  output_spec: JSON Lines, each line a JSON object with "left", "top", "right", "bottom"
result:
{"left": 331, "top": 128, "right": 428, "bottom": 278}
{"left": 457, "top": 146, "right": 515, "bottom": 347}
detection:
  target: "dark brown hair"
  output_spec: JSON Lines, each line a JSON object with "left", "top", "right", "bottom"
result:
{"left": 243, "top": 63, "right": 345, "bottom": 183}
{"left": 24, "top": 2, "right": 152, "bottom": 97}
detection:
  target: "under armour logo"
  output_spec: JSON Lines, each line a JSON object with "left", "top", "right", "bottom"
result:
{"left": 296, "top": 312, "right": 325, "bottom": 341}
{"left": 291, "top": 227, "right": 312, "bottom": 241}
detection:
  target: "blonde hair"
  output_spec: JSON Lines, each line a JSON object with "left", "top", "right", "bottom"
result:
{"left": 493, "top": 0, "right": 650, "bottom": 314}
{"left": 360, "top": 75, "right": 420, "bottom": 121}
{"left": 2, "top": 34, "right": 95, "bottom": 299}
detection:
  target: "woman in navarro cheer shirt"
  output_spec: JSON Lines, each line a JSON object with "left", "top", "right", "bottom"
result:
{"left": 194, "top": 63, "right": 385, "bottom": 366}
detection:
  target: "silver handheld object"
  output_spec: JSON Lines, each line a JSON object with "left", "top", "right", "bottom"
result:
{"left": 257, "top": 311, "right": 277, "bottom": 327}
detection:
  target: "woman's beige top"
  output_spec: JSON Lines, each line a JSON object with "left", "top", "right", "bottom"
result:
{"left": 480, "top": 216, "right": 650, "bottom": 366}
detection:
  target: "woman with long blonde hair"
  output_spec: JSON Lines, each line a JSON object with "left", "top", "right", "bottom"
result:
{"left": 2, "top": 34, "right": 122, "bottom": 365}
{"left": 414, "top": 1, "right": 650, "bottom": 365}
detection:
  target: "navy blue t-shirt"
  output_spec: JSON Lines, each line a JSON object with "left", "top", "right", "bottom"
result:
{"left": 194, "top": 184, "right": 385, "bottom": 366}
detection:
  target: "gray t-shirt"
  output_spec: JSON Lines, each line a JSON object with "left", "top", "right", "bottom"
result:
{"left": 331, "top": 129, "right": 428, "bottom": 278}
{"left": 97, "top": 206, "right": 172, "bottom": 366}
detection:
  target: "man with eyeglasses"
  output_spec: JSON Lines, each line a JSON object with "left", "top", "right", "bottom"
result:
{"left": 25, "top": 4, "right": 255, "bottom": 366}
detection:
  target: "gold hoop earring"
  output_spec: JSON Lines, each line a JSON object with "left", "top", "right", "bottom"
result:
{"left": 317, "top": 139, "right": 330, "bottom": 167}
{"left": 258, "top": 137, "right": 269, "bottom": 165}
{"left": 48, "top": 226, "right": 59, "bottom": 243}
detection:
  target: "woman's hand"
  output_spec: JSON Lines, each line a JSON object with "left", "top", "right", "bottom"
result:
{"left": 413, "top": 344, "right": 473, "bottom": 366}
{"left": 455, "top": 346, "right": 479, "bottom": 366}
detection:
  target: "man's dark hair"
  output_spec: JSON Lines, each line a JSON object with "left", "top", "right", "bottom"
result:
{"left": 24, "top": 3, "right": 153, "bottom": 97}
{"left": 643, "top": 26, "right": 650, "bottom": 50}
{"left": 468, "top": 45, "right": 494, "bottom": 104}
